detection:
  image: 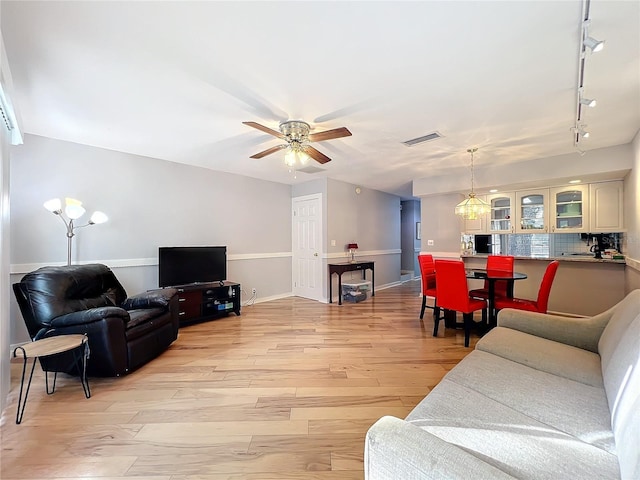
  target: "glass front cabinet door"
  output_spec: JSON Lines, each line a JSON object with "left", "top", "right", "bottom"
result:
{"left": 550, "top": 185, "right": 588, "bottom": 233}
{"left": 487, "top": 193, "right": 515, "bottom": 233}
{"left": 516, "top": 189, "right": 548, "bottom": 233}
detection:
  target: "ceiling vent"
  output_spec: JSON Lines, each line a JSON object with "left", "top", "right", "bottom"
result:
{"left": 297, "top": 165, "right": 325, "bottom": 174}
{"left": 402, "top": 131, "right": 443, "bottom": 147}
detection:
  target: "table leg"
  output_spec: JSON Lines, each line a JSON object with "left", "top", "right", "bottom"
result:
{"left": 70, "top": 341, "right": 91, "bottom": 398}
{"left": 329, "top": 272, "right": 333, "bottom": 304}
{"left": 338, "top": 273, "right": 343, "bottom": 305}
{"left": 371, "top": 267, "right": 375, "bottom": 297}
{"left": 15, "top": 355, "right": 37, "bottom": 424}
{"left": 490, "top": 284, "right": 497, "bottom": 327}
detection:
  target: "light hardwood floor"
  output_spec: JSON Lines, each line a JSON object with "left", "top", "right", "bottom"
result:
{"left": 1, "top": 281, "right": 477, "bottom": 480}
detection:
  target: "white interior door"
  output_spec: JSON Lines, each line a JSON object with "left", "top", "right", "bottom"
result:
{"left": 292, "top": 194, "right": 323, "bottom": 301}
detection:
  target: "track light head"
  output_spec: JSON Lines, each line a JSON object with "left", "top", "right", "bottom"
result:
{"left": 580, "top": 97, "right": 597, "bottom": 107}
{"left": 584, "top": 36, "right": 604, "bottom": 53}
{"left": 578, "top": 127, "right": 590, "bottom": 138}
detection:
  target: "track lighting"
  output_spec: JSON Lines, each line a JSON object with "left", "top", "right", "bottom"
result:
{"left": 578, "top": 127, "right": 590, "bottom": 138}
{"left": 580, "top": 97, "right": 596, "bottom": 107}
{"left": 583, "top": 36, "right": 604, "bottom": 53}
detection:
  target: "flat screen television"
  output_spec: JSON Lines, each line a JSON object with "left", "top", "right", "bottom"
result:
{"left": 158, "top": 246, "right": 227, "bottom": 287}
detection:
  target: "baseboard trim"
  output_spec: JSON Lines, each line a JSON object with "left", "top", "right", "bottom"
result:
{"left": 625, "top": 256, "right": 640, "bottom": 272}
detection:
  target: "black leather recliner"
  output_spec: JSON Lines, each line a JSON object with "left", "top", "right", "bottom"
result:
{"left": 13, "top": 263, "right": 179, "bottom": 376}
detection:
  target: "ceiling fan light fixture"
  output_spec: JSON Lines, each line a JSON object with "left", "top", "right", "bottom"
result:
{"left": 284, "top": 143, "right": 310, "bottom": 168}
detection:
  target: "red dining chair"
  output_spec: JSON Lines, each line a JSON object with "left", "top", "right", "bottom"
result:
{"left": 418, "top": 254, "right": 439, "bottom": 320}
{"left": 434, "top": 259, "right": 487, "bottom": 347}
{"left": 469, "top": 255, "right": 515, "bottom": 301}
{"left": 495, "top": 260, "right": 559, "bottom": 314}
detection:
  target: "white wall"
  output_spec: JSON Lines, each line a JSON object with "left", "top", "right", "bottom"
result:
{"left": 413, "top": 144, "right": 633, "bottom": 197}
{"left": 10, "top": 134, "right": 293, "bottom": 344}
{"left": 624, "top": 130, "right": 640, "bottom": 292}
{"left": 0, "top": 114, "right": 10, "bottom": 415}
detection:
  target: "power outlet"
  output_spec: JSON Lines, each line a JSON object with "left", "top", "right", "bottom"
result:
{"left": 251, "top": 288, "right": 257, "bottom": 295}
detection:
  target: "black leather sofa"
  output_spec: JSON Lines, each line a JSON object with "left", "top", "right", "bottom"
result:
{"left": 13, "top": 264, "right": 179, "bottom": 376}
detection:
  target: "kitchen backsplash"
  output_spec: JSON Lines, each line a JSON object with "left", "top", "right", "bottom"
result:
{"left": 478, "top": 233, "right": 622, "bottom": 257}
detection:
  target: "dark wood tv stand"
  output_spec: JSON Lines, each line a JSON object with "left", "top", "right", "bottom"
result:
{"left": 175, "top": 281, "right": 241, "bottom": 326}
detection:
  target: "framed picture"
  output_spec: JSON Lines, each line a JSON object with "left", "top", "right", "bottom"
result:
{"left": 416, "top": 222, "right": 421, "bottom": 240}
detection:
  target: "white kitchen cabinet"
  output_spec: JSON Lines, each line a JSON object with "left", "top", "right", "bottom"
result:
{"left": 515, "top": 189, "right": 549, "bottom": 233}
{"left": 550, "top": 185, "right": 589, "bottom": 233}
{"left": 589, "top": 181, "right": 624, "bottom": 232}
{"left": 487, "top": 193, "right": 515, "bottom": 233}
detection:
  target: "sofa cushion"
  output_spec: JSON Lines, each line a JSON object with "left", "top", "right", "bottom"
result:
{"left": 429, "top": 350, "right": 615, "bottom": 453}
{"left": 599, "top": 310, "right": 640, "bottom": 480}
{"left": 476, "top": 326, "right": 603, "bottom": 387}
{"left": 406, "top": 377, "right": 619, "bottom": 479}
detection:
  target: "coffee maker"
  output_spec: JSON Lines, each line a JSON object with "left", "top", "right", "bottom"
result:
{"left": 589, "top": 234, "right": 605, "bottom": 259}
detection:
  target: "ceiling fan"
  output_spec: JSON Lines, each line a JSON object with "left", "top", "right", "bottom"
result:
{"left": 243, "top": 120, "right": 352, "bottom": 164}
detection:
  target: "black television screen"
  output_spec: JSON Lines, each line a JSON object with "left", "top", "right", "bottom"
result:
{"left": 159, "top": 246, "right": 227, "bottom": 287}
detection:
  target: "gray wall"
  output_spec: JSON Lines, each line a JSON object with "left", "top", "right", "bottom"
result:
{"left": 401, "top": 200, "right": 420, "bottom": 275}
{"left": 420, "top": 193, "right": 464, "bottom": 255}
{"left": 10, "top": 134, "right": 293, "bottom": 344}
{"left": 292, "top": 178, "right": 402, "bottom": 301}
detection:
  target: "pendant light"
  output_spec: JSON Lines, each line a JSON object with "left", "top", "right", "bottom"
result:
{"left": 454, "top": 147, "right": 490, "bottom": 220}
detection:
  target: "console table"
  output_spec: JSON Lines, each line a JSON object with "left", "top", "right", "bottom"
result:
{"left": 328, "top": 261, "right": 375, "bottom": 305}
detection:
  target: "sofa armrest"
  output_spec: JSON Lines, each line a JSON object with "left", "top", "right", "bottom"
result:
{"left": 365, "top": 416, "right": 516, "bottom": 480}
{"left": 497, "top": 307, "right": 614, "bottom": 353}
{"left": 50, "top": 306, "right": 129, "bottom": 328}
{"left": 121, "top": 288, "right": 178, "bottom": 311}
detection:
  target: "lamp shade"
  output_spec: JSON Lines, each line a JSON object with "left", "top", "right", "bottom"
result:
{"left": 65, "top": 204, "right": 86, "bottom": 220}
{"left": 455, "top": 193, "right": 491, "bottom": 220}
{"left": 90, "top": 211, "right": 108, "bottom": 224}
{"left": 43, "top": 198, "right": 62, "bottom": 213}
{"left": 347, "top": 243, "right": 359, "bottom": 249}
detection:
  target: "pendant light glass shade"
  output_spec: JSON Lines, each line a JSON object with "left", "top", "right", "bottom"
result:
{"left": 455, "top": 193, "right": 491, "bottom": 220}
{"left": 455, "top": 148, "right": 490, "bottom": 220}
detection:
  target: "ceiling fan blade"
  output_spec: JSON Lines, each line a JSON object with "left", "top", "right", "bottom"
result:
{"left": 308, "top": 127, "right": 352, "bottom": 142}
{"left": 304, "top": 146, "right": 332, "bottom": 164}
{"left": 243, "top": 121, "right": 285, "bottom": 139}
{"left": 250, "top": 144, "right": 287, "bottom": 159}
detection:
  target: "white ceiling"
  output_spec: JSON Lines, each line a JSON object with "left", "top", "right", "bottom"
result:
{"left": 2, "top": 1, "right": 639, "bottom": 198}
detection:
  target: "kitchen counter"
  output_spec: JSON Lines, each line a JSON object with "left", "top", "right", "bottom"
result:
{"left": 462, "top": 255, "right": 625, "bottom": 316}
{"left": 461, "top": 253, "right": 626, "bottom": 264}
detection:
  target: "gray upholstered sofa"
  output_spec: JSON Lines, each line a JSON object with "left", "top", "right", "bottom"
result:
{"left": 365, "top": 289, "right": 640, "bottom": 479}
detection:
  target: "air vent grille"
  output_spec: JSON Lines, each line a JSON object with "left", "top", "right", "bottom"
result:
{"left": 297, "top": 165, "right": 325, "bottom": 174}
{"left": 402, "top": 131, "right": 443, "bottom": 147}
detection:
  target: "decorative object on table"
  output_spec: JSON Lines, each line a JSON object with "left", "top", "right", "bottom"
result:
{"left": 454, "top": 147, "right": 490, "bottom": 220}
{"left": 13, "top": 263, "right": 179, "bottom": 376}
{"left": 347, "top": 243, "right": 359, "bottom": 263}
{"left": 43, "top": 197, "right": 108, "bottom": 265}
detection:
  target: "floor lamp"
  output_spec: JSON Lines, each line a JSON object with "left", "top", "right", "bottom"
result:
{"left": 44, "top": 198, "right": 108, "bottom": 265}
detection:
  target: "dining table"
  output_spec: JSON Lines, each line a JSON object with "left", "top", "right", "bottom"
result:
{"left": 466, "top": 268, "right": 528, "bottom": 327}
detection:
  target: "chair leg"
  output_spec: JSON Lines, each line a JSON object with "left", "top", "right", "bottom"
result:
{"left": 432, "top": 305, "right": 441, "bottom": 337}
{"left": 420, "top": 295, "right": 427, "bottom": 320}
{"left": 463, "top": 312, "right": 473, "bottom": 347}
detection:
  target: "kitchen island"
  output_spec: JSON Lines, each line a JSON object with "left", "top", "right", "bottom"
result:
{"left": 462, "top": 254, "right": 625, "bottom": 316}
